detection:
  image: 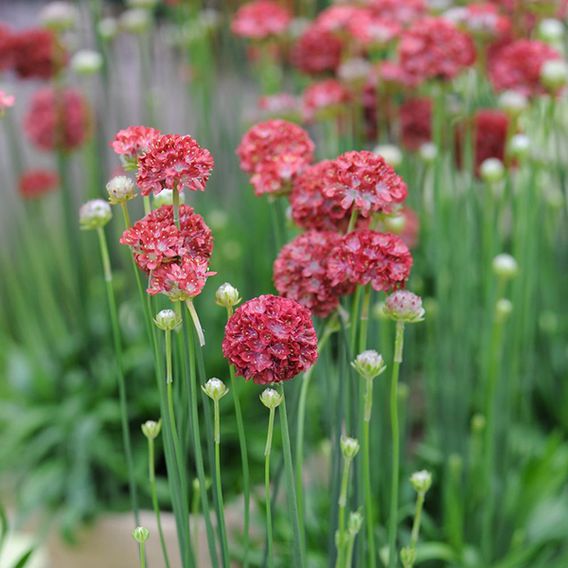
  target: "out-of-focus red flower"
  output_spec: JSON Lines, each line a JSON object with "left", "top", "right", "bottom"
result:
{"left": 236, "top": 119, "right": 315, "bottom": 196}
{"left": 291, "top": 25, "right": 343, "bottom": 75}
{"left": 398, "top": 17, "right": 476, "bottom": 84}
{"left": 315, "top": 5, "right": 363, "bottom": 35}
{"left": 222, "top": 294, "right": 318, "bottom": 384}
{"left": 475, "top": 109, "right": 509, "bottom": 170}
{"left": 24, "top": 87, "right": 90, "bottom": 152}
{"left": 327, "top": 229, "right": 413, "bottom": 292}
{"left": 0, "top": 90, "right": 15, "bottom": 113}
{"left": 258, "top": 93, "right": 299, "bottom": 119}
{"left": 0, "top": 24, "right": 14, "bottom": 71}
{"left": 322, "top": 150, "right": 407, "bottom": 218}
{"left": 347, "top": 8, "right": 401, "bottom": 47}
{"left": 11, "top": 28, "right": 66, "bottom": 79}
{"left": 400, "top": 97, "right": 432, "bottom": 150}
{"left": 368, "top": 0, "right": 426, "bottom": 27}
{"left": 111, "top": 125, "right": 161, "bottom": 167}
{"left": 273, "top": 230, "right": 346, "bottom": 318}
{"left": 136, "top": 134, "right": 214, "bottom": 196}
{"left": 231, "top": 0, "right": 291, "bottom": 40}
{"left": 488, "top": 39, "right": 561, "bottom": 96}
{"left": 379, "top": 61, "right": 422, "bottom": 88}
{"left": 302, "top": 79, "right": 351, "bottom": 121}
{"left": 445, "top": 4, "right": 511, "bottom": 41}
{"left": 18, "top": 169, "right": 59, "bottom": 199}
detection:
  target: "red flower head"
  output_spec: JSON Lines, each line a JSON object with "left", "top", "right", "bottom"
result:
{"left": 474, "top": 109, "right": 509, "bottom": 171}
{"left": 347, "top": 8, "right": 401, "bottom": 47}
{"left": 24, "top": 87, "right": 90, "bottom": 152}
{"left": 136, "top": 134, "right": 214, "bottom": 196}
{"left": 398, "top": 17, "right": 476, "bottom": 84}
{"left": 488, "top": 39, "right": 561, "bottom": 97}
{"left": 222, "top": 294, "right": 318, "bottom": 384}
{"left": 326, "top": 229, "right": 413, "bottom": 292}
{"left": 379, "top": 61, "right": 422, "bottom": 89}
{"left": 291, "top": 25, "right": 343, "bottom": 75}
{"left": 400, "top": 97, "right": 432, "bottom": 151}
{"left": 0, "top": 24, "right": 14, "bottom": 71}
{"left": 302, "top": 79, "right": 351, "bottom": 121}
{"left": 368, "top": 0, "right": 426, "bottom": 27}
{"left": 11, "top": 28, "right": 66, "bottom": 80}
{"left": 111, "top": 125, "right": 161, "bottom": 170}
{"left": 236, "top": 119, "right": 315, "bottom": 196}
{"left": 315, "top": 5, "right": 363, "bottom": 35}
{"left": 231, "top": 0, "right": 291, "bottom": 40}
{"left": 273, "top": 230, "right": 346, "bottom": 318}
{"left": 148, "top": 256, "right": 214, "bottom": 301}
{"left": 322, "top": 150, "right": 408, "bottom": 218}
{"left": 18, "top": 169, "right": 59, "bottom": 199}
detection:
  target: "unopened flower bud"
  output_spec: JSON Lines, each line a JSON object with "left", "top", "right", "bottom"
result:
{"left": 373, "top": 144, "right": 402, "bottom": 168}
{"left": 260, "top": 388, "right": 283, "bottom": 409}
{"left": 351, "top": 350, "right": 386, "bottom": 381}
{"left": 79, "top": 199, "right": 112, "bottom": 230}
{"left": 492, "top": 253, "right": 518, "bottom": 280}
{"left": 215, "top": 283, "right": 241, "bottom": 309}
{"left": 154, "top": 309, "right": 182, "bottom": 331}
{"left": 132, "top": 526, "right": 149, "bottom": 543}
{"left": 495, "top": 298, "right": 513, "bottom": 322}
{"left": 400, "top": 546, "right": 416, "bottom": 568}
{"left": 537, "top": 18, "right": 564, "bottom": 44}
{"left": 153, "top": 188, "right": 186, "bottom": 208}
{"left": 141, "top": 419, "right": 161, "bottom": 440}
{"left": 498, "top": 90, "right": 528, "bottom": 116}
{"left": 120, "top": 9, "right": 151, "bottom": 34}
{"left": 98, "top": 18, "right": 118, "bottom": 41}
{"left": 418, "top": 142, "right": 437, "bottom": 164}
{"left": 508, "top": 134, "right": 530, "bottom": 160}
{"left": 340, "top": 435, "right": 360, "bottom": 460}
{"left": 40, "top": 1, "right": 78, "bottom": 32}
{"left": 471, "top": 413, "right": 486, "bottom": 433}
{"left": 410, "top": 469, "right": 432, "bottom": 494}
{"left": 540, "top": 59, "right": 568, "bottom": 91}
{"left": 106, "top": 175, "right": 136, "bottom": 205}
{"left": 71, "top": 50, "right": 103, "bottom": 75}
{"left": 348, "top": 510, "right": 363, "bottom": 536}
{"left": 384, "top": 290, "right": 425, "bottom": 323}
{"left": 202, "top": 377, "right": 229, "bottom": 401}
{"left": 480, "top": 158, "right": 505, "bottom": 184}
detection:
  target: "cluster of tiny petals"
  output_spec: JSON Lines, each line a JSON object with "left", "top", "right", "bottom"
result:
{"left": 400, "top": 98, "right": 432, "bottom": 151}
{"left": 273, "top": 230, "right": 345, "bottom": 318}
{"left": 236, "top": 119, "right": 315, "bottom": 196}
{"left": 148, "top": 256, "right": 214, "bottom": 300}
{"left": 398, "top": 17, "right": 476, "bottom": 83}
{"left": 302, "top": 79, "right": 351, "bottom": 120}
{"left": 9, "top": 28, "right": 66, "bottom": 79}
{"left": 326, "top": 229, "right": 413, "bottom": 292}
{"left": 136, "top": 134, "right": 214, "bottom": 196}
{"left": 384, "top": 289, "right": 425, "bottom": 322}
{"left": 18, "top": 169, "right": 59, "bottom": 199}
{"left": 322, "top": 151, "right": 407, "bottom": 218}
{"left": 231, "top": 0, "right": 291, "bottom": 40}
{"left": 291, "top": 25, "right": 343, "bottom": 75}
{"left": 489, "top": 39, "right": 561, "bottom": 96}
{"left": 111, "top": 125, "right": 161, "bottom": 161}
{"left": 222, "top": 294, "right": 318, "bottom": 385}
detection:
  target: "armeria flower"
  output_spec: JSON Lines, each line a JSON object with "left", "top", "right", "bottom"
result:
{"left": 326, "top": 229, "right": 413, "bottom": 292}
{"left": 368, "top": 0, "right": 426, "bottom": 27}
{"left": 398, "top": 17, "right": 476, "bottom": 84}
{"left": 291, "top": 25, "right": 343, "bottom": 75}
{"left": 24, "top": 87, "right": 90, "bottom": 152}
{"left": 222, "top": 294, "right": 318, "bottom": 385}
{"left": 302, "top": 79, "right": 351, "bottom": 121}
{"left": 10, "top": 28, "right": 66, "bottom": 80}
{"left": 111, "top": 125, "right": 161, "bottom": 170}
{"left": 136, "top": 134, "right": 215, "bottom": 196}
{"left": 148, "top": 256, "right": 214, "bottom": 300}
{"left": 18, "top": 169, "right": 59, "bottom": 199}
{"left": 273, "top": 230, "right": 346, "bottom": 318}
{"left": 322, "top": 151, "right": 407, "bottom": 218}
{"left": 379, "top": 61, "right": 422, "bottom": 88}
{"left": 231, "top": 0, "right": 291, "bottom": 40}
{"left": 488, "top": 39, "right": 561, "bottom": 97}
{"left": 120, "top": 204, "right": 213, "bottom": 272}
{"left": 347, "top": 8, "right": 400, "bottom": 47}
{"left": 236, "top": 119, "right": 315, "bottom": 196}
{"left": 400, "top": 97, "right": 432, "bottom": 151}
{"left": 384, "top": 289, "right": 425, "bottom": 322}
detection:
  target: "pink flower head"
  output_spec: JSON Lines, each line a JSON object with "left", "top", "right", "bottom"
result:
{"left": 347, "top": 8, "right": 401, "bottom": 47}
{"left": 322, "top": 151, "right": 407, "bottom": 218}
{"left": 11, "top": 28, "right": 66, "bottom": 80}
{"left": 273, "top": 230, "right": 346, "bottom": 318}
{"left": 315, "top": 5, "right": 363, "bottom": 35}
{"left": 111, "top": 125, "right": 161, "bottom": 170}
{"left": 258, "top": 93, "right": 300, "bottom": 120}
{"left": 400, "top": 97, "right": 432, "bottom": 151}
{"left": 222, "top": 294, "right": 318, "bottom": 384}
{"left": 302, "top": 79, "right": 351, "bottom": 121}
{"left": 291, "top": 25, "right": 343, "bottom": 75}
{"left": 18, "top": 169, "right": 59, "bottom": 199}
{"left": 379, "top": 61, "right": 422, "bottom": 89}
{"left": 0, "top": 90, "right": 15, "bottom": 114}
{"left": 24, "top": 87, "right": 90, "bottom": 152}
{"left": 136, "top": 134, "right": 214, "bottom": 196}
{"left": 368, "top": 0, "right": 426, "bottom": 27}
{"left": 148, "top": 256, "right": 214, "bottom": 300}
{"left": 236, "top": 119, "right": 315, "bottom": 196}
{"left": 231, "top": 1, "right": 291, "bottom": 40}
{"left": 327, "top": 229, "right": 413, "bottom": 292}
{"left": 489, "top": 39, "right": 561, "bottom": 97}
{"left": 445, "top": 4, "right": 511, "bottom": 41}
{"left": 398, "top": 17, "right": 476, "bottom": 84}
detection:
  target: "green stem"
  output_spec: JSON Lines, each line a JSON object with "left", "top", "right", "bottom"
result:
{"left": 336, "top": 457, "right": 353, "bottom": 568}
{"left": 410, "top": 492, "right": 426, "bottom": 550}
{"left": 186, "top": 299, "right": 205, "bottom": 346}
{"left": 265, "top": 406, "right": 276, "bottom": 568}
{"left": 347, "top": 209, "right": 358, "bottom": 233}
{"left": 173, "top": 186, "right": 180, "bottom": 229}
{"left": 362, "top": 378, "right": 376, "bottom": 568}
{"left": 139, "top": 542, "right": 146, "bottom": 568}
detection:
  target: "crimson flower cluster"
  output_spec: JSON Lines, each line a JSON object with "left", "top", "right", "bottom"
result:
{"left": 18, "top": 169, "right": 59, "bottom": 199}
{"left": 111, "top": 126, "right": 162, "bottom": 169}
{"left": 231, "top": 0, "right": 291, "bottom": 40}
{"left": 222, "top": 294, "right": 318, "bottom": 384}
{"left": 291, "top": 26, "right": 343, "bottom": 76}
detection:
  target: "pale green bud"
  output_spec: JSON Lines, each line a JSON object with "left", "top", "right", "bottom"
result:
{"left": 141, "top": 419, "right": 161, "bottom": 440}
{"left": 419, "top": 142, "right": 437, "bottom": 164}
{"left": 340, "top": 435, "right": 360, "bottom": 460}
{"left": 153, "top": 188, "right": 186, "bottom": 207}
{"left": 480, "top": 158, "right": 505, "bottom": 184}
{"left": 79, "top": 199, "right": 112, "bottom": 230}
{"left": 384, "top": 291, "right": 425, "bottom": 323}
{"left": 106, "top": 175, "right": 136, "bottom": 205}
{"left": 260, "top": 388, "right": 283, "bottom": 409}
{"left": 410, "top": 469, "right": 432, "bottom": 494}
{"left": 508, "top": 134, "right": 530, "bottom": 160}
{"left": 71, "top": 50, "right": 103, "bottom": 75}
{"left": 351, "top": 350, "right": 386, "bottom": 381}
{"left": 201, "top": 378, "right": 229, "bottom": 401}
{"left": 120, "top": 9, "right": 151, "bottom": 34}
{"left": 154, "top": 309, "right": 182, "bottom": 331}
{"left": 348, "top": 510, "right": 363, "bottom": 536}
{"left": 40, "top": 2, "right": 78, "bottom": 32}
{"left": 541, "top": 59, "right": 568, "bottom": 91}
{"left": 215, "top": 283, "right": 241, "bottom": 309}
{"left": 132, "top": 526, "right": 149, "bottom": 543}
{"left": 498, "top": 90, "right": 528, "bottom": 116}
{"left": 401, "top": 546, "right": 416, "bottom": 568}
{"left": 374, "top": 144, "right": 403, "bottom": 168}
{"left": 492, "top": 253, "right": 518, "bottom": 280}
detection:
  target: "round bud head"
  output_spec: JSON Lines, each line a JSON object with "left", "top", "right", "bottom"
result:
{"left": 132, "top": 526, "right": 150, "bottom": 543}
{"left": 106, "top": 175, "right": 136, "bottom": 205}
{"left": 384, "top": 290, "right": 425, "bottom": 323}
{"left": 540, "top": 59, "right": 568, "bottom": 91}
{"left": 383, "top": 213, "right": 406, "bottom": 235}
{"left": 340, "top": 435, "right": 360, "bottom": 460}
{"left": 154, "top": 309, "right": 182, "bottom": 331}
{"left": 201, "top": 378, "right": 229, "bottom": 401}
{"left": 348, "top": 510, "right": 363, "bottom": 536}
{"left": 153, "top": 188, "right": 186, "bottom": 208}
{"left": 419, "top": 142, "right": 438, "bottom": 164}
{"left": 410, "top": 469, "right": 432, "bottom": 494}
{"left": 98, "top": 18, "right": 118, "bottom": 41}
{"left": 259, "top": 388, "right": 283, "bottom": 409}
{"left": 537, "top": 19, "right": 564, "bottom": 44}
{"left": 492, "top": 253, "right": 518, "bottom": 280}
{"left": 498, "top": 90, "right": 528, "bottom": 117}
{"left": 508, "top": 134, "right": 530, "bottom": 160}
{"left": 40, "top": 1, "right": 78, "bottom": 32}
{"left": 373, "top": 144, "right": 403, "bottom": 169}
{"left": 495, "top": 298, "right": 513, "bottom": 323}
{"left": 71, "top": 50, "right": 103, "bottom": 75}
{"left": 141, "top": 419, "right": 161, "bottom": 440}
{"left": 120, "top": 8, "right": 151, "bottom": 34}
{"left": 351, "top": 350, "right": 386, "bottom": 381}
{"left": 480, "top": 158, "right": 505, "bottom": 184}
{"left": 400, "top": 547, "right": 416, "bottom": 568}
{"left": 471, "top": 413, "right": 486, "bottom": 433}
{"left": 215, "top": 282, "right": 242, "bottom": 309}
{"left": 79, "top": 199, "right": 112, "bottom": 230}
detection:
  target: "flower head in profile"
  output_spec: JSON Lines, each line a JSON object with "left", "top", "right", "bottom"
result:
{"left": 18, "top": 169, "right": 59, "bottom": 199}
{"left": 231, "top": 0, "right": 291, "bottom": 40}
{"left": 222, "top": 294, "right": 318, "bottom": 385}
{"left": 137, "top": 134, "right": 214, "bottom": 196}
{"left": 111, "top": 125, "right": 161, "bottom": 170}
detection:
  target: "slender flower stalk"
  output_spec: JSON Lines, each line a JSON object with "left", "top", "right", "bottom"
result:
{"left": 345, "top": 511, "right": 363, "bottom": 568}
{"left": 133, "top": 527, "right": 150, "bottom": 568}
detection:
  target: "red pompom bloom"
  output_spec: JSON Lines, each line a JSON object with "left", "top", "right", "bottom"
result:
{"left": 231, "top": 0, "right": 291, "bottom": 40}
{"left": 489, "top": 39, "right": 561, "bottom": 97}
{"left": 18, "top": 169, "right": 59, "bottom": 199}
{"left": 291, "top": 25, "right": 343, "bottom": 75}
{"left": 136, "top": 134, "right": 214, "bottom": 196}
{"left": 222, "top": 294, "right": 318, "bottom": 384}
{"left": 322, "top": 151, "right": 407, "bottom": 218}
{"left": 11, "top": 28, "right": 65, "bottom": 80}
{"left": 111, "top": 125, "right": 161, "bottom": 169}
{"left": 236, "top": 119, "right": 315, "bottom": 196}
{"left": 398, "top": 17, "right": 476, "bottom": 84}
{"left": 273, "top": 230, "right": 346, "bottom": 318}
{"left": 400, "top": 97, "right": 432, "bottom": 151}
{"left": 302, "top": 79, "right": 351, "bottom": 121}
{"left": 347, "top": 8, "right": 400, "bottom": 47}
{"left": 327, "top": 229, "right": 413, "bottom": 292}
{"left": 368, "top": 0, "right": 426, "bottom": 27}
{"left": 24, "top": 87, "right": 90, "bottom": 152}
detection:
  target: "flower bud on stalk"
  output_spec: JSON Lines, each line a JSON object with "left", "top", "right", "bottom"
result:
{"left": 215, "top": 283, "right": 241, "bottom": 310}
{"left": 410, "top": 470, "right": 432, "bottom": 495}
{"left": 492, "top": 254, "right": 518, "bottom": 280}
{"left": 132, "top": 526, "right": 150, "bottom": 543}
{"left": 340, "top": 435, "right": 360, "bottom": 461}
{"left": 71, "top": 50, "right": 103, "bottom": 75}
{"left": 384, "top": 291, "right": 425, "bottom": 324}
{"left": 202, "top": 378, "right": 229, "bottom": 402}
{"left": 40, "top": 1, "right": 78, "bottom": 32}
{"left": 352, "top": 350, "right": 386, "bottom": 382}
{"left": 540, "top": 59, "right": 568, "bottom": 92}
{"left": 495, "top": 298, "right": 513, "bottom": 323}
{"left": 259, "top": 388, "right": 282, "bottom": 409}
{"left": 154, "top": 309, "right": 182, "bottom": 332}
{"left": 508, "top": 134, "right": 530, "bottom": 161}
{"left": 141, "top": 419, "right": 161, "bottom": 440}
{"left": 480, "top": 158, "right": 505, "bottom": 185}
{"left": 373, "top": 144, "right": 403, "bottom": 169}
{"left": 79, "top": 199, "right": 112, "bottom": 230}
{"left": 106, "top": 176, "right": 136, "bottom": 205}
